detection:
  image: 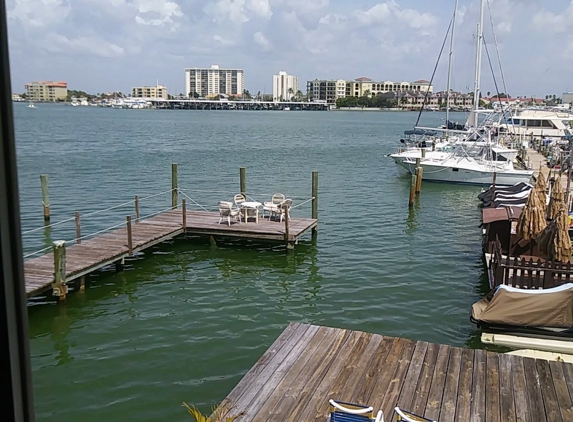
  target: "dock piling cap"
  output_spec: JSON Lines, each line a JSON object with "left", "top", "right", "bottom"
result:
{"left": 53, "top": 240, "right": 66, "bottom": 247}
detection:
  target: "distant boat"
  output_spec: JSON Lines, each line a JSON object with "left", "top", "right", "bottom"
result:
{"left": 283, "top": 106, "right": 290, "bottom": 111}
{"left": 28, "top": 101, "right": 36, "bottom": 108}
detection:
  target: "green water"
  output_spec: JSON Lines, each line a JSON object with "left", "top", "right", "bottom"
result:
{"left": 15, "top": 104, "right": 489, "bottom": 421}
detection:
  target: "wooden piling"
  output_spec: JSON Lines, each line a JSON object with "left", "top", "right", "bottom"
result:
{"left": 182, "top": 199, "right": 187, "bottom": 230}
{"left": 135, "top": 195, "right": 140, "bottom": 223}
{"left": 409, "top": 172, "right": 417, "bottom": 208}
{"left": 75, "top": 211, "right": 81, "bottom": 244}
{"left": 415, "top": 167, "right": 424, "bottom": 194}
{"left": 78, "top": 276, "right": 85, "bottom": 292}
{"left": 172, "top": 163, "right": 178, "bottom": 209}
{"left": 52, "top": 240, "right": 67, "bottom": 300}
{"left": 240, "top": 167, "right": 246, "bottom": 194}
{"left": 284, "top": 204, "right": 294, "bottom": 251}
{"left": 311, "top": 171, "right": 318, "bottom": 238}
{"left": 127, "top": 215, "right": 133, "bottom": 255}
{"left": 40, "top": 174, "right": 50, "bottom": 221}
{"left": 421, "top": 148, "right": 426, "bottom": 158}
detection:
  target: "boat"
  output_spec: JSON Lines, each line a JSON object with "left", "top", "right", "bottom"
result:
{"left": 27, "top": 101, "right": 36, "bottom": 108}
{"left": 471, "top": 283, "right": 573, "bottom": 352}
{"left": 283, "top": 106, "right": 290, "bottom": 111}
{"left": 390, "top": 0, "right": 534, "bottom": 186}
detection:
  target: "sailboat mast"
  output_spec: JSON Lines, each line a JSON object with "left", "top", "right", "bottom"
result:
{"left": 446, "top": 0, "right": 459, "bottom": 130}
{"left": 472, "top": 0, "right": 485, "bottom": 115}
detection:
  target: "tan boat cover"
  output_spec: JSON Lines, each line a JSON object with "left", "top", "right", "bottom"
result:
{"left": 472, "top": 283, "right": 573, "bottom": 328}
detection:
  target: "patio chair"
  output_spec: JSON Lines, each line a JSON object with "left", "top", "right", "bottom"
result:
{"left": 263, "top": 193, "right": 285, "bottom": 219}
{"left": 273, "top": 198, "right": 292, "bottom": 223}
{"left": 218, "top": 201, "right": 241, "bottom": 226}
{"left": 393, "top": 407, "right": 435, "bottom": 422}
{"left": 234, "top": 193, "right": 246, "bottom": 206}
{"left": 327, "top": 399, "right": 384, "bottom": 422}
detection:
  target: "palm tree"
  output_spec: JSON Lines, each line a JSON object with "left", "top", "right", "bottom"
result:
{"left": 287, "top": 87, "right": 294, "bottom": 101}
{"left": 296, "top": 90, "right": 303, "bottom": 101}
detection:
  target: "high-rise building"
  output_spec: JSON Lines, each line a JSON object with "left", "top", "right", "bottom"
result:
{"left": 132, "top": 85, "right": 168, "bottom": 99}
{"left": 272, "top": 71, "right": 300, "bottom": 101}
{"left": 185, "top": 65, "right": 244, "bottom": 98}
{"left": 24, "top": 81, "right": 67, "bottom": 102}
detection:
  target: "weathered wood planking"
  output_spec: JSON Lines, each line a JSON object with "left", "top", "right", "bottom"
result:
{"left": 24, "top": 209, "right": 317, "bottom": 298}
{"left": 220, "top": 323, "right": 573, "bottom": 422}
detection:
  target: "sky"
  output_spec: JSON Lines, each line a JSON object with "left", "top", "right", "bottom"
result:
{"left": 5, "top": 0, "right": 573, "bottom": 97}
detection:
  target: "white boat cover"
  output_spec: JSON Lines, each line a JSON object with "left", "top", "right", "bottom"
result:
{"left": 472, "top": 283, "right": 573, "bottom": 328}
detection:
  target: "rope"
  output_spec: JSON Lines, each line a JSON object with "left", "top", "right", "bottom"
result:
{"left": 290, "top": 197, "right": 315, "bottom": 209}
{"left": 177, "top": 187, "right": 313, "bottom": 200}
{"left": 23, "top": 244, "right": 54, "bottom": 259}
{"left": 21, "top": 188, "right": 173, "bottom": 235}
{"left": 137, "top": 205, "right": 183, "bottom": 221}
{"left": 177, "top": 190, "right": 210, "bottom": 211}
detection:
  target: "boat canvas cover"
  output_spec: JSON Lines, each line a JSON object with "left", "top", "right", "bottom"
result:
{"left": 472, "top": 284, "right": 573, "bottom": 328}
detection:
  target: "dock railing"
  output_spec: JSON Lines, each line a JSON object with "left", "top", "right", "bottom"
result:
{"left": 490, "top": 238, "right": 573, "bottom": 289}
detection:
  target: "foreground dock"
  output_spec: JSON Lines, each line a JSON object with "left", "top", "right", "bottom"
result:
{"left": 217, "top": 323, "right": 573, "bottom": 421}
{"left": 24, "top": 209, "right": 317, "bottom": 298}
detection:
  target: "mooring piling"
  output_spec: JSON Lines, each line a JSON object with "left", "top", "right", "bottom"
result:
{"left": 40, "top": 174, "right": 50, "bottom": 221}
{"left": 172, "top": 163, "right": 178, "bottom": 209}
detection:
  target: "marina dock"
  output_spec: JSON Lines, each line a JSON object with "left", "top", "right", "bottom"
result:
{"left": 218, "top": 323, "right": 573, "bottom": 422}
{"left": 24, "top": 209, "right": 317, "bottom": 298}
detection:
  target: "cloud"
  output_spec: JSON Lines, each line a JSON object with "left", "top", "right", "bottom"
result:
{"left": 253, "top": 31, "right": 271, "bottom": 50}
{"left": 5, "top": 0, "right": 573, "bottom": 97}
{"left": 41, "top": 32, "right": 125, "bottom": 58}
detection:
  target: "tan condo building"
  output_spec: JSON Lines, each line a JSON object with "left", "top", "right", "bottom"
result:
{"left": 185, "top": 65, "right": 244, "bottom": 98}
{"left": 306, "top": 77, "right": 433, "bottom": 104}
{"left": 25, "top": 81, "right": 67, "bottom": 102}
{"left": 132, "top": 85, "right": 168, "bottom": 99}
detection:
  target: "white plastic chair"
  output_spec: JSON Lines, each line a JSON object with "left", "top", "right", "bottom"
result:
{"left": 218, "top": 201, "right": 241, "bottom": 226}
{"left": 263, "top": 193, "right": 285, "bottom": 219}
{"left": 273, "top": 198, "right": 292, "bottom": 223}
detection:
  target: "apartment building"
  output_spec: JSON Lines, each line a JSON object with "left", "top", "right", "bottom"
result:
{"left": 272, "top": 71, "right": 300, "bottom": 100}
{"left": 185, "top": 65, "right": 244, "bottom": 98}
{"left": 131, "top": 85, "right": 168, "bottom": 99}
{"left": 306, "top": 79, "right": 346, "bottom": 103}
{"left": 24, "top": 81, "right": 67, "bottom": 102}
{"left": 306, "top": 77, "right": 433, "bottom": 104}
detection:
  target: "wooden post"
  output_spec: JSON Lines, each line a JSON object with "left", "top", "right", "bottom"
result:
{"left": 311, "top": 170, "right": 318, "bottom": 239}
{"left": 40, "top": 174, "right": 50, "bottom": 221}
{"left": 421, "top": 148, "right": 426, "bottom": 158}
{"left": 127, "top": 215, "right": 133, "bottom": 255}
{"left": 52, "top": 240, "right": 67, "bottom": 300}
{"left": 409, "top": 172, "right": 417, "bottom": 208}
{"left": 182, "top": 199, "right": 187, "bottom": 231}
{"left": 75, "top": 211, "right": 81, "bottom": 244}
{"left": 240, "top": 167, "right": 246, "bottom": 194}
{"left": 415, "top": 167, "right": 424, "bottom": 194}
{"left": 172, "top": 163, "right": 178, "bottom": 209}
{"left": 135, "top": 195, "right": 140, "bottom": 223}
{"left": 78, "top": 276, "right": 85, "bottom": 292}
{"left": 284, "top": 204, "right": 294, "bottom": 251}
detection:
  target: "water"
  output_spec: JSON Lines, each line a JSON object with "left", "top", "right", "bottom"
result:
{"left": 16, "top": 104, "right": 489, "bottom": 421}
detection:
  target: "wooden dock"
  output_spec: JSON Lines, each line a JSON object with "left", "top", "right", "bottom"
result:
{"left": 217, "top": 323, "right": 573, "bottom": 422}
{"left": 24, "top": 209, "right": 317, "bottom": 298}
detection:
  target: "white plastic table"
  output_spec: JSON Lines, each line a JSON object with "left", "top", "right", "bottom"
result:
{"left": 240, "top": 201, "right": 262, "bottom": 223}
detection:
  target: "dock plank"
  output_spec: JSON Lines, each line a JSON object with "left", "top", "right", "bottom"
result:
{"left": 220, "top": 324, "right": 573, "bottom": 422}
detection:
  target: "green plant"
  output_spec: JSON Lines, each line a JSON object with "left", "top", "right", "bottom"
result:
{"left": 182, "top": 402, "right": 242, "bottom": 422}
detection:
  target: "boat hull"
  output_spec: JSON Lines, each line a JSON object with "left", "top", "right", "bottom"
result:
{"left": 396, "top": 160, "right": 533, "bottom": 186}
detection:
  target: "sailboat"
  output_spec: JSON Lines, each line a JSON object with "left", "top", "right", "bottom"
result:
{"left": 390, "top": 0, "right": 533, "bottom": 186}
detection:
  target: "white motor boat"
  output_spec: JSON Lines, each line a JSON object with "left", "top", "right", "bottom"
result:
{"left": 28, "top": 101, "right": 36, "bottom": 108}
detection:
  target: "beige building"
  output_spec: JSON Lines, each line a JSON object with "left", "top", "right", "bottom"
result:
{"left": 132, "top": 85, "right": 168, "bottom": 99}
{"left": 185, "top": 65, "right": 244, "bottom": 98}
{"left": 25, "top": 81, "right": 67, "bottom": 102}
{"left": 307, "top": 77, "right": 433, "bottom": 104}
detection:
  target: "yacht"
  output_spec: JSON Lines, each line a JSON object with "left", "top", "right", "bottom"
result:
{"left": 501, "top": 108, "right": 573, "bottom": 139}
